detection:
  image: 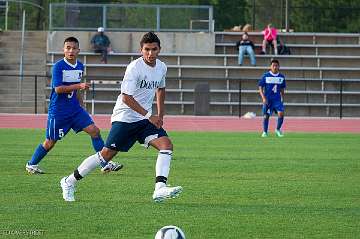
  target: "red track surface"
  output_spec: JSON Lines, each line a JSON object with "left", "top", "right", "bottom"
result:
{"left": 1, "top": 114, "right": 360, "bottom": 133}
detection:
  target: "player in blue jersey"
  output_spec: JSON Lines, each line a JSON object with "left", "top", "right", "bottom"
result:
{"left": 258, "top": 59, "right": 286, "bottom": 137}
{"left": 26, "top": 37, "right": 122, "bottom": 174}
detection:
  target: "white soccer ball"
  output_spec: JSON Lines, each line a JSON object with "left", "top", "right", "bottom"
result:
{"left": 155, "top": 225, "right": 186, "bottom": 239}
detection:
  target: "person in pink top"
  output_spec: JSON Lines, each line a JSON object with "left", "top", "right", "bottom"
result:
{"left": 261, "top": 24, "right": 278, "bottom": 55}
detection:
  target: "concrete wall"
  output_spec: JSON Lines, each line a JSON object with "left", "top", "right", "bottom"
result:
{"left": 47, "top": 31, "right": 215, "bottom": 54}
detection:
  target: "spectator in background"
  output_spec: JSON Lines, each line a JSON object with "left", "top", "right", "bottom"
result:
{"left": 261, "top": 24, "right": 278, "bottom": 55}
{"left": 91, "top": 27, "right": 112, "bottom": 64}
{"left": 277, "top": 36, "right": 291, "bottom": 55}
{"left": 236, "top": 32, "right": 256, "bottom": 66}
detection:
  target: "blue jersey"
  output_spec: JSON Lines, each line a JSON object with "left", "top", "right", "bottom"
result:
{"left": 48, "top": 58, "right": 84, "bottom": 119}
{"left": 258, "top": 71, "right": 286, "bottom": 102}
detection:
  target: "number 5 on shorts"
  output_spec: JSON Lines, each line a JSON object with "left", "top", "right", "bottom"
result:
{"left": 59, "top": 129, "right": 64, "bottom": 138}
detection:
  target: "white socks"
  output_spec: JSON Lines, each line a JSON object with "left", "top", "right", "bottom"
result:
{"left": 155, "top": 150, "right": 172, "bottom": 190}
{"left": 156, "top": 150, "right": 172, "bottom": 178}
{"left": 78, "top": 152, "right": 103, "bottom": 175}
{"left": 65, "top": 149, "right": 173, "bottom": 191}
{"left": 66, "top": 152, "right": 104, "bottom": 185}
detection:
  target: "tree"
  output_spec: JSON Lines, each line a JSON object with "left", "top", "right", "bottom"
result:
{"left": 3, "top": 0, "right": 360, "bottom": 32}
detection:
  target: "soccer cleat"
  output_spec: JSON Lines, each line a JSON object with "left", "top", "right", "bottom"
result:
{"left": 152, "top": 185, "right": 183, "bottom": 203}
{"left": 101, "top": 161, "right": 123, "bottom": 173}
{"left": 25, "top": 163, "right": 44, "bottom": 174}
{"left": 275, "top": 129, "right": 284, "bottom": 137}
{"left": 60, "top": 177, "right": 75, "bottom": 202}
{"left": 261, "top": 132, "right": 269, "bottom": 137}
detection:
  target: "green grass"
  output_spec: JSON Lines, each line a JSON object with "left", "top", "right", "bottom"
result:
{"left": 0, "top": 129, "right": 360, "bottom": 238}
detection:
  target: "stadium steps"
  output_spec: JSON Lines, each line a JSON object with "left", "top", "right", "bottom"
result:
{"left": 0, "top": 92, "right": 45, "bottom": 100}
{"left": 215, "top": 31, "right": 360, "bottom": 55}
{"left": 0, "top": 106, "right": 41, "bottom": 114}
{"left": 0, "top": 31, "right": 47, "bottom": 113}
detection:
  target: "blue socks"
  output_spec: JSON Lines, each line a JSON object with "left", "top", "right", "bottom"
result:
{"left": 28, "top": 144, "right": 48, "bottom": 165}
{"left": 277, "top": 117, "right": 284, "bottom": 130}
{"left": 28, "top": 137, "right": 104, "bottom": 167}
{"left": 263, "top": 115, "right": 284, "bottom": 132}
{"left": 263, "top": 116, "right": 269, "bottom": 133}
{"left": 91, "top": 135, "right": 104, "bottom": 152}
{"left": 28, "top": 136, "right": 105, "bottom": 167}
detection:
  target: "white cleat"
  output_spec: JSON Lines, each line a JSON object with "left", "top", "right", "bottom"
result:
{"left": 275, "top": 129, "right": 284, "bottom": 137}
{"left": 25, "top": 163, "right": 44, "bottom": 174}
{"left": 60, "top": 177, "right": 75, "bottom": 202}
{"left": 101, "top": 161, "right": 123, "bottom": 173}
{"left": 152, "top": 186, "right": 183, "bottom": 203}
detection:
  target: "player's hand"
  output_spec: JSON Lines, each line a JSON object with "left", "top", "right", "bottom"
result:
{"left": 149, "top": 115, "right": 163, "bottom": 129}
{"left": 78, "top": 83, "right": 90, "bottom": 90}
{"left": 262, "top": 98, "right": 267, "bottom": 105}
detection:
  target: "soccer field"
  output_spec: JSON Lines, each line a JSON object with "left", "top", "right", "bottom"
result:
{"left": 0, "top": 129, "right": 359, "bottom": 238}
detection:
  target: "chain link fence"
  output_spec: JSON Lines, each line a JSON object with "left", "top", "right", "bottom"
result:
{"left": 49, "top": 3, "right": 214, "bottom": 32}
{"left": 0, "top": 1, "right": 359, "bottom": 32}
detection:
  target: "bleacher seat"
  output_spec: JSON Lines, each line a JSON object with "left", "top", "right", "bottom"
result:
{"left": 46, "top": 31, "right": 360, "bottom": 117}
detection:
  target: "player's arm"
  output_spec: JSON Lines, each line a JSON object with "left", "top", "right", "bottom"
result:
{"left": 52, "top": 64, "right": 90, "bottom": 94}
{"left": 122, "top": 93, "right": 147, "bottom": 116}
{"left": 280, "top": 88, "right": 285, "bottom": 102}
{"left": 156, "top": 87, "right": 165, "bottom": 119}
{"left": 55, "top": 83, "right": 90, "bottom": 94}
{"left": 122, "top": 94, "right": 163, "bottom": 128}
{"left": 76, "top": 68, "right": 86, "bottom": 107}
{"left": 258, "top": 76, "right": 267, "bottom": 104}
{"left": 258, "top": 86, "right": 267, "bottom": 104}
{"left": 280, "top": 77, "right": 286, "bottom": 102}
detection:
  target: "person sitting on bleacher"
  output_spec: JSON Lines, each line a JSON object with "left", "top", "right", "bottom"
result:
{"left": 236, "top": 32, "right": 256, "bottom": 66}
{"left": 261, "top": 23, "right": 278, "bottom": 55}
{"left": 277, "top": 36, "right": 291, "bottom": 55}
{"left": 90, "top": 27, "right": 113, "bottom": 64}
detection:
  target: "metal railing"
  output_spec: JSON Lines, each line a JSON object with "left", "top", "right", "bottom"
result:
{"left": 49, "top": 3, "right": 214, "bottom": 32}
{"left": 49, "top": 75, "right": 360, "bottom": 118}
{"left": 0, "top": 74, "right": 48, "bottom": 114}
{"left": 1, "top": 74, "right": 358, "bottom": 117}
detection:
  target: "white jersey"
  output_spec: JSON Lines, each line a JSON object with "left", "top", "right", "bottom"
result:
{"left": 111, "top": 57, "right": 167, "bottom": 123}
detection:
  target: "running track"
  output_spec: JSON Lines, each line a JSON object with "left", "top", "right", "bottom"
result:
{"left": 0, "top": 114, "right": 360, "bottom": 133}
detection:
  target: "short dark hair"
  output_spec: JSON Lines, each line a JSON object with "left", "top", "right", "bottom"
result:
{"left": 270, "top": 59, "right": 280, "bottom": 65}
{"left": 140, "top": 32, "right": 161, "bottom": 48}
{"left": 64, "top": 37, "right": 79, "bottom": 46}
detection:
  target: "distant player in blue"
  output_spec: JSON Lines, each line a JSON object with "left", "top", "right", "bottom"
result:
{"left": 26, "top": 37, "right": 122, "bottom": 174}
{"left": 258, "top": 59, "right": 286, "bottom": 137}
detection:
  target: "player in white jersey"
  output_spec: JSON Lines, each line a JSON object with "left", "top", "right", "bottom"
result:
{"left": 60, "top": 32, "right": 183, "bottom": 202}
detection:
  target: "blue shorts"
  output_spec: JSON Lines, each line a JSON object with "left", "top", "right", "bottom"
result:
{"left": 262, "top": 100, "right": 284, "bottom": 115}
{"left": 105, "top": 120, "right": 168, "bottom": 152}
{"left": 46, "top": 108, "right": 94, "bottom": 140}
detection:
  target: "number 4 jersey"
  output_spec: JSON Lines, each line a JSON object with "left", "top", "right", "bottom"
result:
{"left": 258, "top": 70, "right": 286, "bottom": 102}
{"left": 48, "top": 58, "right": 84, "bottom": 119}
